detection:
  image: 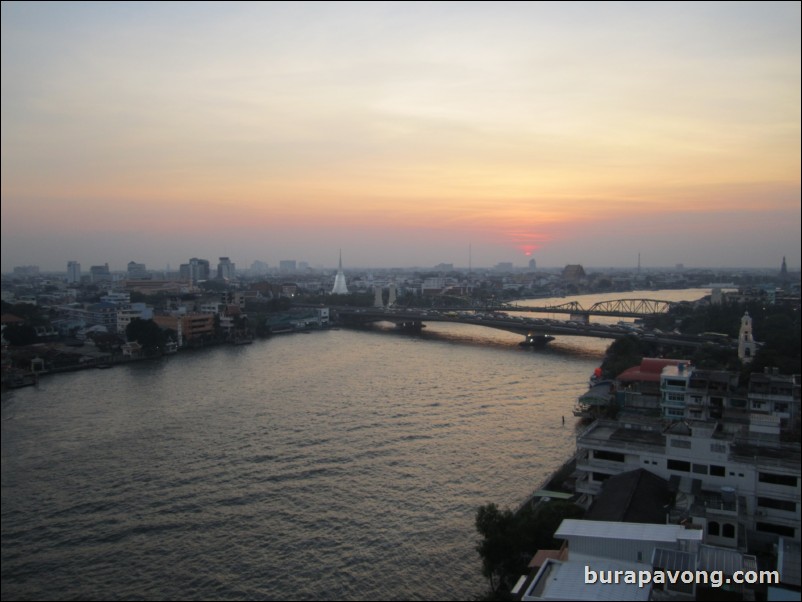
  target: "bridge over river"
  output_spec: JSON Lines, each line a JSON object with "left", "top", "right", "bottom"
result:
{"left": 499, "top": 298, "right": 674, "bottom": 318}
{"left": 334, "top": 307, "right": 730, "bottom": 349}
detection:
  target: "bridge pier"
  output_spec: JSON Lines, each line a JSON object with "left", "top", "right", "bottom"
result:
{"left": 396, "top": 320, "right": 423, "bottom": 333}
{"left": 521, "top": 333, "right": 556, "bottom": 347}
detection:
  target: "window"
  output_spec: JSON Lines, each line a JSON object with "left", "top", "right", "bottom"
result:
{"left": 722, "top": 524, "right": 735, "bottom": 538}
{"left": 670, "top": 439, "right": 691, "bottom": 449}
{"left": 756, "top": 522, "right": 796, "bottom": 537}
{"left": 710, "top": 465, "right": 726, "bottom": 477}
{"left": 667, "top": 459, "right": 691, "bottom": 472}
{"left": 593, "top": 450, "right": 625, "bottom": 462}
{"left": 592, "top": 472, "right": 611, "bottom": 483}
{"left": 708, "top": 521, "right": 720, "bottom": 536}
{"left": 758, "top": 497, "right": 797, "bottom": 512}
{"left": 710, "top": 443, "right": 726, "bottom": 453}
{"left": 759, "top": 473, "right": 799, "bottom": 488}
{"left": 693, "top": 464, "right": 708, "bottom": 475}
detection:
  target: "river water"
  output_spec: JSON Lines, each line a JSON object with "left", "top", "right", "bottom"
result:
{"left": 1, "top": 289, "right": 709, "bottom": 600}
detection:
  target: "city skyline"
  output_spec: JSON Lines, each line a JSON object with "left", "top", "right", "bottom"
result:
{"left": 2, "top": 2, "right": 800, "bottom": 272}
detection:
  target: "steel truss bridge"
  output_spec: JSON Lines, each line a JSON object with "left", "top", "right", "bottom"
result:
{"left": 501, "top": 298, "right": 674, "bottom": 318}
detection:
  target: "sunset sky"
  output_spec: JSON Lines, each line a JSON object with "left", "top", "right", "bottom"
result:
{"left": 2, "top": 1, "right": 800, "bottom": 272}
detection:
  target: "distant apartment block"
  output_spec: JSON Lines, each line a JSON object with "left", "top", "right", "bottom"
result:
{"left": 179, "top": 258, "right": 210, "bottom": 284}
{"left": 89, "top": 263, "right": 111, "bottom": 283}
{"left": 12, "top": 265, "right": 40, "bottom": 277}
{"left": 127, "top": 261, "right": 148, "bottom": 280}
{"left": 67, "top": 261, "right": 81, "bottom": 283}
{"left": 279, "top": 260, "right": 297, "bottom": 272}
{"left": 562, "top": 264, "right": 586, "bottom": 281}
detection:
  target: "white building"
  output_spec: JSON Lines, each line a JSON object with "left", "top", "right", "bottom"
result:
{"left": 575, "top": 417, "right": 801, "bottom": 546}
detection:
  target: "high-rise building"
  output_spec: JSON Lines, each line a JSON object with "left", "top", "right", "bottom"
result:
{"left": 67, "top": 261, "right": 81, "bottom": 283}
{"left": 180, "top": 258, "right": 210, "bottom": 284}
{"left": 217, "top": 257, "right": 236, "bottom": 280}
{"left": 279, "top": 260, "right": 297, "bottom": 272}
{"left": 89, "top": 263, "right": 111, "bottom": 283}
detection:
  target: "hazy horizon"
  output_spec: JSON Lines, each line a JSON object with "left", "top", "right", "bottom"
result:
{"left": 2, "top": 2, "right": 800, "bottom": 272}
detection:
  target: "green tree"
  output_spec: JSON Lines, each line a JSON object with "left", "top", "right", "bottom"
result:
{"left": 475, "top": 503, "right": 519, "bottom": 593}
{"left": 2, "top": 323, "right": 38, "bottom": 346}
{"left": 475, "top": 500, "right": 584, "bottom": 595}
{"left": 125, "top": 318, "right": 167, "bottom": 354}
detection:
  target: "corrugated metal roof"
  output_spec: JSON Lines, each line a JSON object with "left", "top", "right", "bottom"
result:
{"left": 652, "top": 547, "right": 695, "bottom": 572}
{"left": 698, "top": 544, "right": 749, "bottom": 575}
{"left": 555, "top": 519, "right": 703, "bottom": 543}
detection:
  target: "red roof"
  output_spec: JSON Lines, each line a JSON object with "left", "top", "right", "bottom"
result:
{"left": 0, "top": 314, "right": 25, "bottom": 324}
{"left": 617, "top": 358, "right": 688, "bottom": 383}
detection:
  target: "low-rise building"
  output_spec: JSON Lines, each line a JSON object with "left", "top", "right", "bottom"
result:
{"left": 152, "top": 313, "right": 215, "bottom": 347}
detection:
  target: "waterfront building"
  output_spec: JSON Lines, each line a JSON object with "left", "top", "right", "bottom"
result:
{"left": 748, "top": 370, "right": 800, "bottom": 426}
{"left": 574, "top": 416, "right": 801, "bottom": 547}
{"left": 152, "top": 313, "right": 215, "bottom": 347}
{"left": 659, "top": 364, "right": 744, "bottom": 422}
{"left": 517, "top": 520, "right": 706, "bottom": 601}
{"left": 656, "top": 363, "right": 799, "bottom": 427}
{"left": 616, "top": 358, "right": 687, "bottom": 413}
{"left": 117, "top": 306, "right": 144, "bottom": 335}
{"left": 331, "top": 251, "right": 348, "bottom": 295}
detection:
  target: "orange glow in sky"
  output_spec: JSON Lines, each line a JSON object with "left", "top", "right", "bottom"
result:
{"left": 1, "top": 2, "right": 800, "bottom": 270}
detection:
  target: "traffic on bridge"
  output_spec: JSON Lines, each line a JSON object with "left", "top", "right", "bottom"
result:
{"left": 334, "top": 306, "right": 733, "bottom": 350}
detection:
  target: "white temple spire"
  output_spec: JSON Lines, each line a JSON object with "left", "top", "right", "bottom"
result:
{"left": 331, "top": 249, "right": 349, "bottom": 294}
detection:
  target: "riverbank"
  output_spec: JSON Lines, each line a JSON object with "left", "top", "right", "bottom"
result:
{"left": 1, "top": 324, "right": 331, "bottom": 390}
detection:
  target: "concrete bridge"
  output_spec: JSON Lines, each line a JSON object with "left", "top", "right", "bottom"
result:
{"left": 334, "top": 307, "right": 728, "bottom": 349}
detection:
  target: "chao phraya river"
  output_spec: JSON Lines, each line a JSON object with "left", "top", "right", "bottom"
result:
{"left": 2, "top": 289, "right": 709, "bottom": 600}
